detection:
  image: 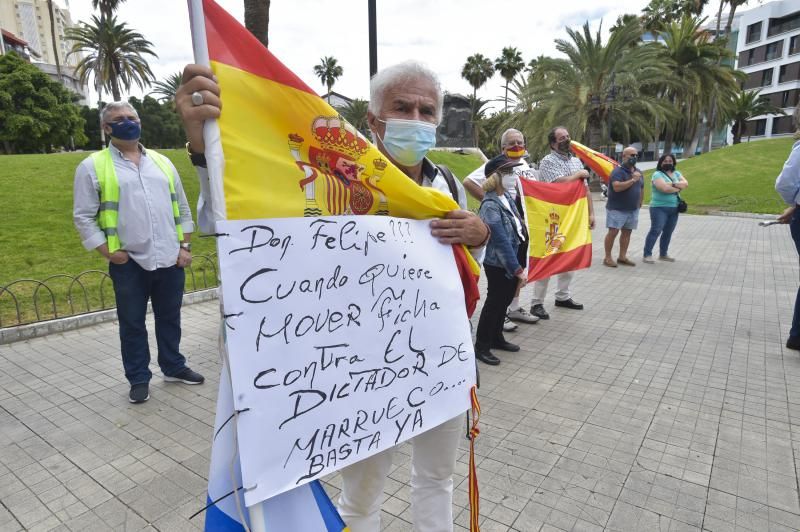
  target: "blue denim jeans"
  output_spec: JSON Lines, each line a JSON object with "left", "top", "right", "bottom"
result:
{"left": 643, "top": 206, "right": 679, "bottom": 257}
{"left": 109, "top": 259, "right": 187, "bottom": 385}
{"left": 790, "top": 212, "right": 800, "bottom": 339}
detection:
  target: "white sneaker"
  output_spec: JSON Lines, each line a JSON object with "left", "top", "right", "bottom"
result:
{"left": 507, "top": 307, "right": 540, "bottom": 324}
{"left": 503, "top": 316, "right": 518, "bottom": 332}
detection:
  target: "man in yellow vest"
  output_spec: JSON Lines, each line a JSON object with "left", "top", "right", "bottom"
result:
{"left": 73, "top": 101, "right": 204, "bottom": 404}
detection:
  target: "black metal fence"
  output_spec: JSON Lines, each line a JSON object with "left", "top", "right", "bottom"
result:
{"left": 0, "top": 254, "right": 219, "bottom": 328}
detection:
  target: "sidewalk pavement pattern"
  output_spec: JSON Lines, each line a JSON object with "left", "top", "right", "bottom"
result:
{"left": 2, "top": 205, "right": 800, "bottom": 531}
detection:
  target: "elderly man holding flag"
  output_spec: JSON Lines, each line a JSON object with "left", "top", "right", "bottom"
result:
{"left": 178, "top": 28, "right": 488, "bottom": 532}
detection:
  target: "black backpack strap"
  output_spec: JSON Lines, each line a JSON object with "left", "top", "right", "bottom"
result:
{"left": 436, "top": 164, "right": 460, "bottom": 204}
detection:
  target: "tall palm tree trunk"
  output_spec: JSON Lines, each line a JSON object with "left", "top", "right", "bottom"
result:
{"left": 653, "top": 116, "right": 662, "bottom": 161}
{"left": 111, "top": 60, "right": 122, "bottom": 101}
{"left": 244, "top": 0, "right": 270, "bottom": 48}
{"left": 504, "top": 82, "right": 509, "bottom": 112}
{"left": 686, "top": 122, "right": 702, "bottom": 157}
{"left": 47, "top": 0, "right": 62, "bottom": 81}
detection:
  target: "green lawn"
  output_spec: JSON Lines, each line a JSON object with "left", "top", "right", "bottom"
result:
{"left": 0, "top": 148, "right": 482, "bottom": 325}
{"left": 642, "top": 137, "right": 796, "bottom": 214}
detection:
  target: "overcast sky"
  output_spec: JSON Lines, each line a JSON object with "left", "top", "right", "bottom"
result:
{"left": 59, "top": 0, "right": 757, "bottom": 112}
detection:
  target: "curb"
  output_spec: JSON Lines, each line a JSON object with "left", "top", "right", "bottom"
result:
{"left": 0, "top": 288, "right": 218, "bottom": 345}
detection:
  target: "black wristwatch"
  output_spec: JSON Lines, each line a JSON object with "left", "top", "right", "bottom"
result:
{"left": 180, "top": 242, "right": 192, "bottom": 252}
{"left": 186, "top": 142, "right": 207, "bottom": 168}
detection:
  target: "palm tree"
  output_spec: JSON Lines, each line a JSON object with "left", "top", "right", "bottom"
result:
{"left": 656, "top": 16, "right": 741, "bottom": 154}
{"left": 722, "top": 89, "right": 784, "bottom": 144}
{"left": 610, "top": 13, "right": 644, "bottom": 45}
{"left": 244, "top": 0, "right": 270, "bottom": 48}
{"left": 702, "top": 0, "right": 750, "bottom": 152}
{"left": 149, "top": 71, "right": 182, "bottom": 103}
{"left": 642, "top": 0, "right": 709, "bottom": 31}
{"left": 461, "top": 54, "right": 494, "bottom": 146}
{"left": 67, "top": 15, "right": 158, "bottom": 101}
{"left": 46, "top": 0, "right": 62, "bottom": 81}
{"left": 522, "top": 19, "right": 674, "bottom": 152}
{"left": 313, "top": 56, "right": 343, "bottom": 103}
{"left": 338, "top": 98, "right": 369, "bottom": 135}
{"left": 494, "top": 47, "right": 524, "bottom": 112}
{"left": 461, "top": 54, "right": 494, "bottom": 116}
{"left": 91, "top": 0, "right": 126, "bottom": 20}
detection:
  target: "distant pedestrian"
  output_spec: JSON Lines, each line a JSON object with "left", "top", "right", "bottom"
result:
{"left": 603, "top": 146, "right": 643, "bottom": 268}
{"left": 643, "top": 154, "right": 688, "bottom": 264}
{"left": 774, "top": 108, "right": 800, "bottom": 351}
{"left": 73, "top": 101, "right": 204, "bottom": 404}
{"left": 474, "top": 155, "right": 529, "bottom": 366}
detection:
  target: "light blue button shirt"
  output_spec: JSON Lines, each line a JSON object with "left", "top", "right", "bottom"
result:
{"left": 73, "top": 144, "right": 195, "bottom": 271}
{"left": 776, "top": 140, "right": 800, "bottom": 206}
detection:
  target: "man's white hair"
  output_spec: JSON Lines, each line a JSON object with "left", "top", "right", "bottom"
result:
{"left": 368, "top": 61, "right": 443, "bottom": 124}
{"left": 500, "top": 128, "right": 524, "bottom": 148}
{"left": 101, "top": 101, "right": 138, "bottom": 123}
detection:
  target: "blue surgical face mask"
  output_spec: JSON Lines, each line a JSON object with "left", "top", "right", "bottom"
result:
{"left": 376, "top": 118, "right": 437, "bottom": 166}
{"left": 108, "top": 118, "right": 141, "bottom": 141}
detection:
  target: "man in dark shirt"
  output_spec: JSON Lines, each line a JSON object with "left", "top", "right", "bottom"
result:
{"left": 603, "top": 146, "right": 644, "bottom": 267}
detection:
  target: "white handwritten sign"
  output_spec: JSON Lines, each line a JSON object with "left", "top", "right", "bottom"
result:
{"left": 216, "top": 216, "right": 476, "bottom": 506}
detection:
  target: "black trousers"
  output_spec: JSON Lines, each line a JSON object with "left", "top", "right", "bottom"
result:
{"left": 475, "top": 240, "right": 527, "bottom": 347}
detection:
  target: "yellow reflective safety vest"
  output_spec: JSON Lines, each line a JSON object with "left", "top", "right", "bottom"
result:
{"left": 90, "top": 148, "right": 184, "bottom": 253}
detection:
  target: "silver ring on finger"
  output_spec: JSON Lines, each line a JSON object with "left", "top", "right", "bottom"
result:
{"left": 191, "top": 91, "right": 204, "bottom": 106}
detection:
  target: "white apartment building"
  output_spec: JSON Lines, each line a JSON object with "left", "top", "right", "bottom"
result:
{"left": 735, "top": 0, "right": 800, "bottom": 139}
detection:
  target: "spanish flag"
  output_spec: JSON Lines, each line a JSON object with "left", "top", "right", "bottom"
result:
{"left": 521, "top": 179, "right": 592, "bottom": 281}
{"left": 569, "top": 140, "right": 619, "bottom": 183}
{"left": 200, "top": 0, "right": 479, "bottom": 313}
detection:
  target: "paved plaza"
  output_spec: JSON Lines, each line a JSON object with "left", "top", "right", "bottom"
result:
{"left": 3, "top": 203, "right": 800, "bottom": 531}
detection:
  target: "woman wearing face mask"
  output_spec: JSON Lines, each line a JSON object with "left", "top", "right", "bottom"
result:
{"left": 643, "top": 154, "right": 688, "bottom": 263}
{"left": 474, "top": 155, "right": 529, "bottom": 366}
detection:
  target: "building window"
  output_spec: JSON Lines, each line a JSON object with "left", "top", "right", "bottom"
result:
{"left": 747, "top": 48, "right": 756, "bottom": 65}
{"left": 766, "top": 41, "right": 782, "bottom": 61}
{"left": 747, "top": 21, "right": 762, "bottom": 43}
{"left": 783, "top": 90, "right": 790, "bottom": 107}
{"left": 748, "top": 119, "right": 767, "bottom": 136}
{"left": 761, "top": 68, "right": 774, "bottom": 86}
{"left": 768, "top": 12, "right": 800, "bottom": 37}
{"left": 780, "top": 65, "right": 788, "bottom": 83}
{"left": 791, "top": 36, "right": 800, "bottom": 56}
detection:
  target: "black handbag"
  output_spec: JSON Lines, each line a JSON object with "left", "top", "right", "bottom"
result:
{"left": 676, "top": 194, "right": 687, "bottom": 213}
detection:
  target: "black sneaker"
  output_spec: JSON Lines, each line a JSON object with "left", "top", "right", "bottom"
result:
{"left": 554, "top": 298, "right": 584, "bottom": 310}
{"left": 475, "top": 346, "right": 500, "bottom": 366}
{"left": 530, "top": 304, "right": 550, "bottom": 320}
{"left": 129, "top": 383, "right": 149, "bottom": 403}
{"left": 164, "top": 367, "right": 205, "bottom": 385}
{"left": 787, "top": 337, "right": 800, "bottom": 351}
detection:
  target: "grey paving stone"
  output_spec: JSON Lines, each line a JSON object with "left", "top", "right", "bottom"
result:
{"left": 4, "top": 206, "right": 800, "bottom": 530}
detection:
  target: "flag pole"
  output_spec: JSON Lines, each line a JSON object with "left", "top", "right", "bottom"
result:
{"left": 187, "top": 2, "right": 265, "bottom": 531}
{"left": 187, "top": 0, "right": 226, "bottom": 222}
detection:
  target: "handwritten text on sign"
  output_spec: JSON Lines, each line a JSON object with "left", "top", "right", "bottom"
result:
{"left": 216, "top": 216, "right": 475, "bottom": 506}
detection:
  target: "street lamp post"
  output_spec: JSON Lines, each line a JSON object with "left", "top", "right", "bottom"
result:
{"left": 368, "top": 0, "right": 377, "bottom": 78}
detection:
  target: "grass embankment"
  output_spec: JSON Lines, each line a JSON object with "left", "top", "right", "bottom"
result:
{"left": 642, "top": 137, "right": 795, "bottom": 214}
{"left": 0, "top": 149, "right": 482, "bottom": 325}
